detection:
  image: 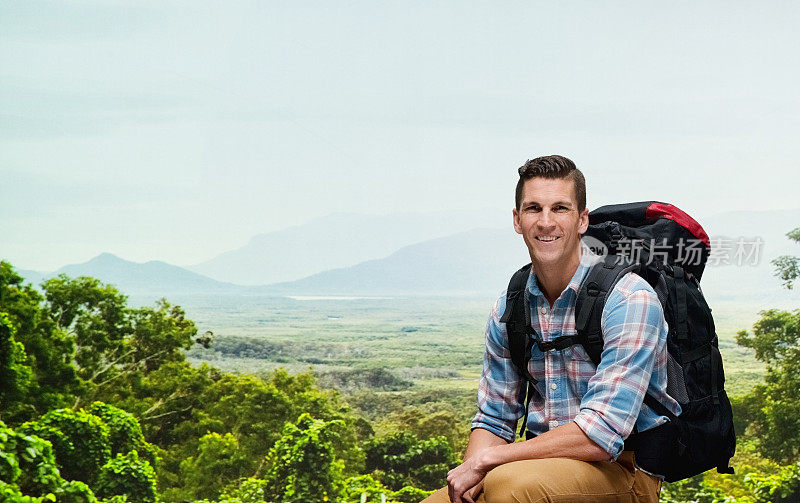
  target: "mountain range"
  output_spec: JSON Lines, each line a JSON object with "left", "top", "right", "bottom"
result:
{"left": 14, "top": 208, "right": 800, "bottom": 304}
{"left": 187, "top": 210, "right": 508, "bottom": 285}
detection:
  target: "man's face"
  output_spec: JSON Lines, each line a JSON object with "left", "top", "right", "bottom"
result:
{"left": 513, "top": 177, "right": 589, "bottom": 270}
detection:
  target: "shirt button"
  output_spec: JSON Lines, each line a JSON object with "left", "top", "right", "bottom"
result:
{"left": 549, "top": 420, "right": 559, "bottom": 429}
{"left": 551, "top": 382, "right": 558, "bottom": 390}
{"left": 540, "top": 306, "right": 547, "bottom": 314}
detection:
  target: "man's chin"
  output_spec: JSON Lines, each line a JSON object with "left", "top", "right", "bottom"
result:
{"left": 529, "top": 251, "right": 559, "bottom": 267}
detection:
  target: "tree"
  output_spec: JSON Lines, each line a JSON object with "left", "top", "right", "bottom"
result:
{"left": 41, "top": 274, "right": 204, "bottom": 407}
{"left": 86, "top": 401, "right": 158, "bottom": 467}
{"left": 42, "top": 275, "right": 131, "bottom": 390}
{"left": 263, "top": 368, "right": 364, "bottom": 475}
{"left": 94, "top": 450, "right": 158, "bottom": 503}
{"left": 373, "top": 407, "right": 469, "bottom": 457}
{"left": 0, "top": 262, "right": 78, "bottom": 421}
{"left": 0, "top": 420, "right": 99, "bottom": 502}
{"left": 178, "top": 432, "right": 251, "bottom": 501}
{"left": 14, "top": 402, "right": 159, "bottom": 499}
{"left": 772, "top": 227, "right": 800, "bottom": 289}
{"left": 736, "top": 308, "right": 800, "bottom": 464}
{"left": 0, "top": 263, "right": 211, "bottom": 420}
{"left": 262, "top": 413, "right": 345, "bottom": 503}
{"left": 19, "top": 408, "right": 112, "bottom": 486}
{"left": 219, "top": 477, "right": 269, "bottom": 503}
{"left": 744, "top": 462, "right": 800, "bottom": 503}
{"left": 364, "top": 432, "right": 456, "bottom": 491}
{"left": 341, "top": 475, "right": 391, "bottom": 503}
{"left": 0, "top": 312, "right": 34, "bottom": 421}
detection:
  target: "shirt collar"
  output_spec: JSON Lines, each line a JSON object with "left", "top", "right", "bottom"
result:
{"left": 527, "top": 241, "right": 602, "bottom": 298}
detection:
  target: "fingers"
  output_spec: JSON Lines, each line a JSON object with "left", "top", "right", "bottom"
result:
{"left": 463, "top": 478, "right": 483, "bottom": 503}
{"left": 468, "top": 479, "right": 484, "bottom": 499}
{"left": 447, "top": 477, "right": 466, "bottom": 503}
{"left": 447, "top": 480, "right": 464, "bottom": 503}
{"left": 447, "top": 462, "right": 484, "bottom": 503}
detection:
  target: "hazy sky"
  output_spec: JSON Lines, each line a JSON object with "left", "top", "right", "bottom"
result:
{"left": 2, "top": 1, "right": 799, "bottom": 271}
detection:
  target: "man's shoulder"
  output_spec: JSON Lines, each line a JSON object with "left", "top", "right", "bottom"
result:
{"left": 611, "top": 271, "right": 657, "bottom": 299}
{"left": 614, "top": 272, "right": 656, "bottom": 297}
{"left": 601, "top": 270, "right": 663, "bottom": 321}
{"left": 490, "top": 289, "right": 509, "bottom": 323}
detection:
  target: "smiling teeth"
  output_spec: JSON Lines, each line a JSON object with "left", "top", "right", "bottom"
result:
{"left": 537, "top": 237, "right": 559, "bottom": 241}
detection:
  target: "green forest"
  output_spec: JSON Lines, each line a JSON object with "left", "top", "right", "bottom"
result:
{"left": 0, "top": 228, "right": 799, "bottom": 503}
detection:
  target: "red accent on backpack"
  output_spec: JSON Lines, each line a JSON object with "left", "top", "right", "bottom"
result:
{"left": 646, "top": 203, "right": 711, "bottom": 247}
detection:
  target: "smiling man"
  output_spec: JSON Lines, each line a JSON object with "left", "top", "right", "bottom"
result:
{"left": 421, "top": 155, "right": 676, "bottom": 503}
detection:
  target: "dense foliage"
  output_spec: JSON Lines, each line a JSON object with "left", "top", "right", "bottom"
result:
{"left": 735, "top": 309, "right": 800, "bottom": 464}
{"left": 0, "top": 262, "right": 444, "bottom": 501}
{"left": 1, "top": 246, "right": 798, "bottom": 502}
{"left": 364, "top": 432, "right": 456, "bottom": 491}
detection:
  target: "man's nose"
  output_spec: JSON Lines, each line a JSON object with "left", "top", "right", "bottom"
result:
{"left": 538, "top": 209, "right": 555, "bottom": 227}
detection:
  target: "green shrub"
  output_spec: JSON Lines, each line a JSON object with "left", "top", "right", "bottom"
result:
{"left": 263, "top": 413, "right": 345, "bottom": 503}
{"left": 86, "top": 402, "right": 158, "bottom": 468}
{"left": 343, "top": 474, "right": 391, "bottom": 502}
{"left": 364, "top": 432, "right": 455, "bottom": 491}
{"left": 0, "top": 422, "right": 100, "bottom": 502}
{"left": 94, "top": 451, "right": 157, "bottom": 503}
{"left": 20, "top": 409, "right": 111, "bottom": 485}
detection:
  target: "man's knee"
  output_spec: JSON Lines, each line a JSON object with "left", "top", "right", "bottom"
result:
{"left": 483, "top": 461, "right": 547, "bottom": 502}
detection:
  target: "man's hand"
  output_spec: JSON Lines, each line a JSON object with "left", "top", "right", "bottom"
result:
{"left": 447, "top": 451, "right": 491, "bottom": 503}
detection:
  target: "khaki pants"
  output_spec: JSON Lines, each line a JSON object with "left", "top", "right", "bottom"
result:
{"left": 421, "top": 452, "right": 662, "bottom": 503}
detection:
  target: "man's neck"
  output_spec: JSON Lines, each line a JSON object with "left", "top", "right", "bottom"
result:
{"left": 532, "top": 247, "right": 582, "bottom": 308}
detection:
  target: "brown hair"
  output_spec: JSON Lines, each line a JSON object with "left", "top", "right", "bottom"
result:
{"left": 515, "top": 155, "right": 586, "bottom": 212}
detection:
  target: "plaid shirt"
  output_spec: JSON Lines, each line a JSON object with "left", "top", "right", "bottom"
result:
{"left": 471, "top": 244, "right": 681, "bottom": 460}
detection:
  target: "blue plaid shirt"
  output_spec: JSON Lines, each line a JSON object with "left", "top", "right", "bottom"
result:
{"left": 472, "top": 244, "right": 681, "bottom": 460}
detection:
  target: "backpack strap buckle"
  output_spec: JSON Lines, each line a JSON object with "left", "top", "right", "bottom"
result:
{"left": 536, "top": 336, "right": 577, "bottom": 352}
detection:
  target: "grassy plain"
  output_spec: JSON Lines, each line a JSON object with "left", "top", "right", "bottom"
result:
{"left": 148, "top": 294, "right": 775, "bottom": 410}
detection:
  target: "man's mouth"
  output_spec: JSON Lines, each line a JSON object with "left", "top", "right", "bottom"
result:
{"left": 536, "top": 236, "right": 561, "bottom": 242}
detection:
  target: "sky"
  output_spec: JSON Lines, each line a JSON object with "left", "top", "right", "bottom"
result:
{"left": 2, "top": 1, "right": 800, "bottom": 271}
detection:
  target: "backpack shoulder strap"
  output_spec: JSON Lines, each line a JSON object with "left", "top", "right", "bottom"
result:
{"left": 499, "top": 263, "right": 538, "bottom": 438}
{"left": 500, "top": 263, "right": 535, "bottom": 374}
{"left": 575, "top": 255, "right": 638, "bottom": 365}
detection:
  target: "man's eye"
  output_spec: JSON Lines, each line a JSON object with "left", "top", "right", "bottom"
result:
{"left": 555, "top": 206, "right": 568, "bottom": 212}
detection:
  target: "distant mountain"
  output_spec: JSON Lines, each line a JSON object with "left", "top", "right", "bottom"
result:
{"left": 265, "top": 228, "right": 530, "bottom": 295}
{"left": 188, "top": 210, "right": 508, "bottom": 285}
{"left": 264, "top": 209, "right": 800, "bottom": 304}
{"left": 19, "top": 253, "right": 242, "bottom": 295}
{"left": 17, "top": 268, "right": 46, "bottom": 287}
{"left": 13, "top": 209, "right": 800, "bottom": 303}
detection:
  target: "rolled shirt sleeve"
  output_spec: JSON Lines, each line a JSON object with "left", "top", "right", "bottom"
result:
{"left": 573, "top": 284, "right": 667, "bottom": 459}
{"left": 471, "top": 293, "right": 526, "bottom": 443}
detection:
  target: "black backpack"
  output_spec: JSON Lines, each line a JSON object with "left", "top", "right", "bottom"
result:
{"left": 500, "top": 201, "right": 736, "bottom": 482}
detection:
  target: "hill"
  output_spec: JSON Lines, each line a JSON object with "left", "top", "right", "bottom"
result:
{"left": 19, "top": 253, "right": 241, "bottom": 295}
{"left": 187, "top": 210, "right": 507, "bottom": 285}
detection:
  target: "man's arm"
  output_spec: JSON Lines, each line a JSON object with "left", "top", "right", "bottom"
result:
{"left": 476, "top": 421, "right": 609, "bottom": 467}
{"left": 463, "top": 427, "right": 508, "bottom": 461}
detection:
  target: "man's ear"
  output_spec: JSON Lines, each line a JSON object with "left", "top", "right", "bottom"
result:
{"left": 578, "top": 208, "right": 589, "bottom": 234}
{"left": 513, "top": 208, "right": 522, "bottom": 234}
